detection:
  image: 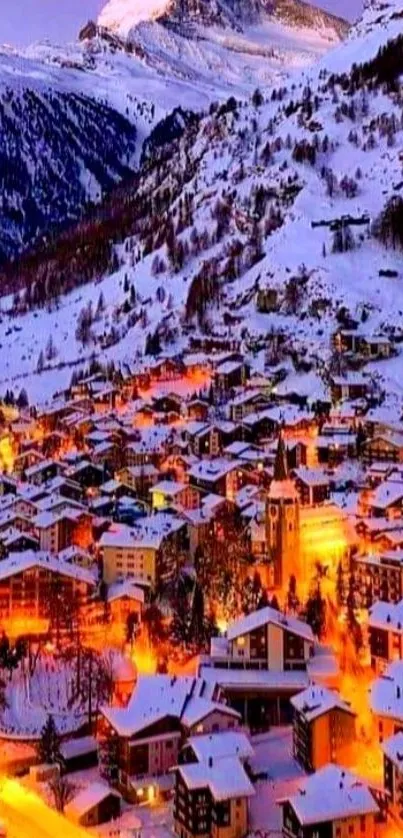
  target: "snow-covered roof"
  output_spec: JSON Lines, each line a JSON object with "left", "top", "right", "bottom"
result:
{"left": 199, "top": 666, "right": 309, "bottom": 693}
{"left": 100, "top": 513, "right": 186, "bottom": 551}
{"left": 186, "top": 731, "right": 253, "bottom": 764}
{"left": 150, "top": 480, "right": 187, "bottom": 497}
{"left": 381, "top": 731, "right": 403, "bottom": 770}
{"left": 177, "top": 755, "right": 254, "bottom": 801}
{"left": 60, "top": 735, "right": 97, "bottom": 760}
{"left": 370, "top": 660, "right": 403, "bottom": 721}
{"left": 188, "top": 458, "right": 241, "bottom": 482}
{"left": 0, "top": 550, "right": 96, "bottom": 586}
{"left": 227, "top": 606, "right": 314, "bottom": 644}
{"left": 293, "top": 467, "right": 329, "bottom": 487}
{"left": 65, "top": 782, "right": 120, "bottom": 819}
{"left": 107, "top": 579, "right": 145, "bottom": 604}
{"left": 371, "top": 481, "right": 403, "bottom": 510}
{"left": 291, "top": 685, "right": 355, "bottom": 722}
{"left": 369, "top": 599, "right": 403, "bottom": 634}
{"left": 278, "top": 765, "right": 379, "bottom": 825}
{"left": 101, "top": 674, "right": 235, "bottom": 737}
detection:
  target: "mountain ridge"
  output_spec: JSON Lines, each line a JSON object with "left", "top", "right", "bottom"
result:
{"left": 0, "top": 0, "right": 401, "bottom": 407}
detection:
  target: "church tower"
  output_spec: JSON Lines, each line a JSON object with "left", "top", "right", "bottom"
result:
{"left": 266, "top": 434, "right": 300, "bottom": 588}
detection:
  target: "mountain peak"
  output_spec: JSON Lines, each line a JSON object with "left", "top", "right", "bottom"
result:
{"left": 98, "top": 0, "right": 349, "bottom": 39}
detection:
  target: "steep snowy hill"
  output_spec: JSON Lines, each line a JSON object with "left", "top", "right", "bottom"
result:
{"left": 0, "top": 0, "right": 347, "bottom": 263}
{"left": 0, "top": 0, "right": 401, "bottom": 409}
{"left": 99, "top": 0, "right": 348, "bottom": 36}
{"left": 96, "top": 0, "right": 349, "bottom": 91}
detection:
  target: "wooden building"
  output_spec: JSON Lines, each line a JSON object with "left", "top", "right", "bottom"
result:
{"left": 291, "top": 685, "right": 356, "bottom": 772}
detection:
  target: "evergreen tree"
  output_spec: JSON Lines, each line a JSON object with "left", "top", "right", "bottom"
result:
{"left": 305, "top": 584, "right": 326, "bottom": 639}
{"left": 336, "top": 561, "right": 344, "bottom": 607}
{"left": 37, "top": 714, "right": 61, "bottom": 765}
{"left": 287, "top": 574, "right": 300, "bottom": 613}
{"left": 46, "top": 334, "right": 57, "bottom": 361}
{"left": 17, "top": 388, "right": 29, "bottom": 410}
{"left": 99, "top": 732, "right": 120, "bottom": 784}
{"left": 346, "top": 574, "right": 363, "bottom": 652}
{"left": 37, "top": 350, "right": 45, "bottom": 373}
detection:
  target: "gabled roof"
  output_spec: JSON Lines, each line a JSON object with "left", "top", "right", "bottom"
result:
{"left": 370, "top": 660, "right": 403, "bottom": 721}
{"left": 291, "top": 685, "right": 355, "bottom": 722}
{"left": 278, "top": 764, "right": 379, "bottom": 825}
{"left": 65, "top": 782, "right": 120, "bottom": 820}
{"left": 186, "top": 731, "right": 253, "bottom": 764}
{"left": 177, "top": 756, "right": 254, "bottom": 802}
{"left": 227, "top": 606, "right": 314, "bottom": 644}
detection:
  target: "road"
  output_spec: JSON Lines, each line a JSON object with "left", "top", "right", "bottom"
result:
{"left": 0, "top": 778, "right": 89, "bottom": 838}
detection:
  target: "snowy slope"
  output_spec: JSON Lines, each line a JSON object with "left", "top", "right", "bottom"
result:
{"left": 0, "top": 0, "right": 347, "bottom": 263}
{"left": 0, "top": 0, "right": 402, "bottom": 409}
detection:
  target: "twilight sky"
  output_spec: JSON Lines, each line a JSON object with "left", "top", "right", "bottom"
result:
{"left": 0, "top": 0, "right": 364, "bottom": 48}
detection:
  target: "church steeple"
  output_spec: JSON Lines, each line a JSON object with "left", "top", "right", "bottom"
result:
{"left": 274, "top": 433, "right": 288, "bottom": 481}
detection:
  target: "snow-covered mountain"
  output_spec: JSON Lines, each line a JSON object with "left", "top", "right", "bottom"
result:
{"left": 0, "top": 0, "right": 348, "bottom": 263}
{"left": 98, "top": 0, "right": 348, "bottom": 36}
{"left": 0, "top": 0, "right": 401, "bottom": 409}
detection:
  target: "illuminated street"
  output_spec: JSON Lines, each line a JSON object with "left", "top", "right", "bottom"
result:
{"left": 0, "top": 778, "right": 89, "bottom": 837}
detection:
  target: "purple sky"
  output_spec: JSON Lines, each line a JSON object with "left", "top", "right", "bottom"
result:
{"left": 0, "top": 0, "right": 364, "bottom": 47}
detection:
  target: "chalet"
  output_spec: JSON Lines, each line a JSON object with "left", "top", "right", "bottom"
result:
{"left": 333, "top": 329, "right": 392, "bottom": 360}
{"left": 368, "top": 480, "right": 403, "bottom": 519}
{"left": 242, "top": 409, "right": 279, "bottom": 444}
{"left": 99, "top": 674, "right": 240, "bottom": 803}
{"left": 188, "top": 459, "right": 242, "bottom": 500}
{"left": 184, "top": 423, "right": 221, "bottom": 458}
{"left": 186, "top": 398, "right": 210, "bottom": 423}
{"left": 199, "top": 607, "right": 316, "bottom": 729}
{"left": 106, "top": 579, "right": 144, "bottom": 627}
{"left": 0, "top": 550, "right": 96, "bottom": 625}
{"left": 278, "top": 765, "right": 381, "bottom": 838}
{"left": 382, "top": 731, "right": 403, "bottom": 826}
{"left": 228, "top": 390, "right": 270, "bottom": 423}
{"left": 354, "top": 552, "right": 403, "bottom": 609}
{"left": 256, "top": 286, "right": 278, "bottom": 312}
{"left": 214, "top": 360, "right": 250, "bottom": 392}
{"left": 69, "top": 461, "right": 106, "bottom": 489}
{"left": 331, "top": 373, "right": 370, "bottom": 403}
{"left": 13, "top": 449, "right": 44, "bottom": 478}
{"left": 150, "top": 357, "right": 184, "bottom": 381}
{"left": 369, "top": 659, "right": 403, "bottom": 742}
{"left": 206, "top": 607, "right": 314, "bottom": 672}
{"left": 364, "top": 433, "right": 403, "bottom": 465}
{"left": 33, "top": 508, "right": 93, "bottom": 554}
{"left": 125, "top": 427, "right": 175, "bottom": 468}
{"left": 0, "top": 528, "right": 39, "bottom": 555}
{"left": 60, "top": 735, "right": 98, "bottom": 774}
{"left": 65, "top": 782, "right": 121, "bottom": 827}
{"left": 152, "top": 393, "right": 183, "bottom": 416}
{"left": 150, "top": 480, "right": 200, "bottom": 512}
{"left": 174, "top": 754, "right": 254, "bottom": 838}
{"left": 315, "top": 429, "right": 357, "bottom": 466}
{"left": 179, "top": 730, "right": 254, "bottom": 768}
{"left": 25, "top": 459, "right": 65, "bottom": 486}
{"left": 117, "top": 464, "right": 159, "bottom": 495}
{"left": 291, "top": 685, "right": 356, "bottom": 772}
{"left": 92, "top": 440, "right": 122, "bottom": 472}
{"left": 160, "top": 453, "right": 198, "bottom": 484}
{"left": 368, "top": 600, "right": 403, "bottom": 673}
{"left": 292, "top": 467, "right": 330, "bottom": 506}
{"left": 100, "top": 513, "right": 188, "bottom": 589}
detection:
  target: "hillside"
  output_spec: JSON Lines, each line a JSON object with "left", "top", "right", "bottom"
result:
{"left": 0, "top": 0, "right": 401, "bottom": 411}
{"left": 0, "top": 0, "right": 347, "bottom": 264}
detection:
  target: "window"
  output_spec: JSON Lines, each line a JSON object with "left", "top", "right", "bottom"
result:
{"left": 349, "top": 825, "right": 354, "bottom": 835}
{"left": 360, "top": 816, "right": 366, "bottom": 832}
